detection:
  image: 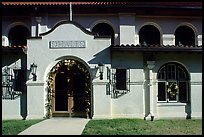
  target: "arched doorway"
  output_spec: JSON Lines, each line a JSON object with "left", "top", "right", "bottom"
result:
{"left": 47, "top": 59, "right": 92, "bottom": 118}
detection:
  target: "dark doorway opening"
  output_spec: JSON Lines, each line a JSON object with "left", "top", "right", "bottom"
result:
{"left": 51, "top": 59, "right": 91, "bottom": 118}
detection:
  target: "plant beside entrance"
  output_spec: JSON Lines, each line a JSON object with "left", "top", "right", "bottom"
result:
{"left": 72, "top": 92, "right": 91, "bottom": 118}
{"left": 45, "top": 59, "right": 91, "bottom": 118}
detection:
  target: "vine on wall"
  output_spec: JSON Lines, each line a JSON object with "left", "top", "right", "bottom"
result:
{"left": 45, "top": 59, "right": 91, "bottom": 118}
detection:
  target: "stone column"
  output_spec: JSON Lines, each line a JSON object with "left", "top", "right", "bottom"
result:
{"left": 147, "top": 61, "right": 155, "bottom": 121}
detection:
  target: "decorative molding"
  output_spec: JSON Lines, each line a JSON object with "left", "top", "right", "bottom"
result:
{"left": 157, "top": 102, "right": 187, "bottom": 107}
{"left": 93, "top": 80, "right": 109, "bottom": 85}
{"left": 26, "top": 81, "right": 44, "bottom": 86}
{"left": 190, "top": 81, "right": 202, "bottom": 85}
{"left": 49, "top": 40, "right": 86, "bottom": 49}
{"left": 129, "top": 81, "right": 144, "bottom": 85}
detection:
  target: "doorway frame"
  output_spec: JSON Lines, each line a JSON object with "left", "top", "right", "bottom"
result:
{"left": 46, "top": 57, "right": 93, "bottom": 118}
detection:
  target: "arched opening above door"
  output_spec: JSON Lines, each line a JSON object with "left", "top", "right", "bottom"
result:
{"left": 47, "top": 58, "right": 92, "bottom": 118}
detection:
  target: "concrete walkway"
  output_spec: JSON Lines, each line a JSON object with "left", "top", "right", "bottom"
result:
{"left": 18, "top": 117, "right": 90, "bottom": 135}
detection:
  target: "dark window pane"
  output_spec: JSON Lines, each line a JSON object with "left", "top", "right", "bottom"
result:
{"left": 178, "top": 66, "right": 187, "bottom": 80}
{"left": 139, "top": 25, "right": 160, "bottom": 45}
{"left": 116, "top": 69, "right": 126, "bottom": 90}
{"left": 179, "top": 82, "right": 188, "bottom": 102}
{"left": 167, "top": 64, "right": 176, "bottom": 80}
{"left": 175, "top": 25, "right": 195, "bottom": 45}
{"left": 158, "top": 66, "right": 166, "bottom": 80}
{"left": 92, "top": 23, "right": 114, "bottom": 44}
{"left": 158, "top": 82, "right": 166, "bottom": 101}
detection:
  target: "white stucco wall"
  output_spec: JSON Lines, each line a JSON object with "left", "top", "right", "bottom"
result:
{"left": 92, "top": 80, "right": 112, "bottom": 119}
{"left": 26, "top": 82, "right": 45, "bottom": 119}
{"left": 2, "top": 12, "right": 202, "bottom": 120}
{"left": 26, "top": 21, "right": 111, "bottom": 118}
{"left": 153, "top": 52, "right": 202, "bottom": 119}
{"left": 2, "top": 98, "right": 21, "bottom": 119}
{"left": 111, "top": 52, "right": 145, "bottom": 118}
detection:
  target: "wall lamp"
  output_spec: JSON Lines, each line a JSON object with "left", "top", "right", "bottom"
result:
{"left": 98, "top": 62, "right": 105, "bottom": 80}
{"left": 30, "top": 62, "right": 37, "bottom": 81}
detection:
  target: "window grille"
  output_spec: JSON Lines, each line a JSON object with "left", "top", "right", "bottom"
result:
{"left": 109, "top": 68, "right": 130, "bottom": 98}
{"left": 2, "top": 67, "right": 23, "bottom": 100}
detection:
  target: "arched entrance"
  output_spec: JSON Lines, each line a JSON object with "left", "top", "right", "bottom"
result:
{"left": 47, "top": 59, "right": 92, "bottom": 118}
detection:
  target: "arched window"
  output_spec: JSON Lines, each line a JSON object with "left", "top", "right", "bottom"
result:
{"left": 157, "top": 62, "right": 189, "bottom": 103}
{"left": 139, "top": 25, "right": 160, "bottom": 45}
{"left": 175, "top": 25, "right": 195, "bottom": 45}
{"left": 92, "top": 23, "right": 114, "bottom": 44}
{"left": 8, "top": 25, "right": 30, "bottom": 46}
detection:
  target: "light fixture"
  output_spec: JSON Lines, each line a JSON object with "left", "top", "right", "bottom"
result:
{"left": 30, "top": 62, "right": 37, "bottom": 81}
{"left": 98, "top": 62, "right": 105, "bottom": 80}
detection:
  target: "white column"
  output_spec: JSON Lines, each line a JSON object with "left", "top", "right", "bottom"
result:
{"left": 197, "top": 35, "right": 202, "bottom": 46}
{"left": 147, "top": 61, "right": 155, "bottom": 120}
{"left": 162, "top": 34, "right": 175, "bottom": 45}
{"left": 35, "top": 17, "right": 42, "bottom": 36}
{"left": 119, "top": 14, "right": 136, "bottom": 44}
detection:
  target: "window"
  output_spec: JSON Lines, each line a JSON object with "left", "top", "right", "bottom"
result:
{"left": 8, "top": 25, "right": 30, "bottom": 46}
{"left": 157, "top": 62, "right": 189, "bottom": 103}
{"left": 2, "top": 67, "right": 23, "bottom": 99}
{"left": 116, "top": 69, "right": 127, "bottom": 90}
{"left": 110, "top": 68, "right": 130, "bottom": 98}
{"left": 139, "top": 25, "right": 160, "bottom": 45}
{"left": 92, "top": 23, "right": 115, "bottom": 44}
{"left": 175, "top": 25, "right": 195, "bottom": 45}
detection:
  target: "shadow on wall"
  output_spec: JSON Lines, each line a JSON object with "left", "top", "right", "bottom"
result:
{"left": 185, "top": 102, "right": 191, "bottom": 119}
{"left": 88, "top": 47, "right": 111, "bottom": 65}
{"left": 2, "top": 52, "right": 27, "bottom": 120}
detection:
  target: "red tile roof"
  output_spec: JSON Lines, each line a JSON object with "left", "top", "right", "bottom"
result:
{"left": 2, "top": 45, "right": 27, "bottom": 48}
{"left": 2, "top": 2, "right": 202, "bottom": 7}
{"left": 111, "top": 44, "right": 202, "bottom": 52}
{"left": 2, "top": 44, "right": 202, "bottom": 53}
{"left": 2, "top": 45, "right": 27, "bottom": 54}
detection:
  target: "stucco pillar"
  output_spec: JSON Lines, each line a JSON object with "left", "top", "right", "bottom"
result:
{"left": 26, "top": 81, "right": 45, "bottom": 119}
{"left": 163, "top": 34, "right": 175, "bottom": 45}
{"left": 146, "top": 61, "right": 155, "bottom": 121}
{"left": 35, "top": 17, "right": 42, "bottom": 37}
{"left": 197, "top": 35, "right": 202, "bottom": 46}
{"left": 92, "top": 64, "right": 111, "bottom": 119}
{"left": 119, "top": 13, "right": 136, "bottom": 44}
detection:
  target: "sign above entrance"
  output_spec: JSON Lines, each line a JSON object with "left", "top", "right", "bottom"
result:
{"left": 49, "top": 40, "right": 86, "bottom": 49}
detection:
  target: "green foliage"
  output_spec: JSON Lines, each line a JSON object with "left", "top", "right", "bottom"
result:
{"left": 2, "top": 119, "right": 44, "bottom": 135}
{"left": 82, "top": 118, "right": 202, "bottom": 135}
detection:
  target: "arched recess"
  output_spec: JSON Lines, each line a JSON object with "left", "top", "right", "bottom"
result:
{"left": 157, "top": 61, "right": 190, "bottom": 103}
{"left": 46, "top": 57, "right": 92, "bottom": 118}
{"left": 139, "top": 23, "right": 162, "bottom": 45}
{"left": 7, "top": 22, "right": 30, "bottom": 46}
{"left": 174, "top": 23, "right": 197, "bottom": 45}
{"left": 91, "top": 20, "right": 115, "bottom": 44}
